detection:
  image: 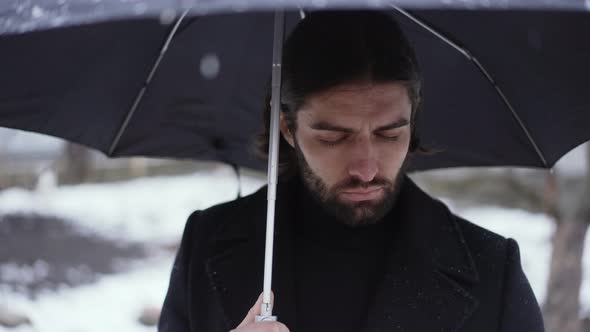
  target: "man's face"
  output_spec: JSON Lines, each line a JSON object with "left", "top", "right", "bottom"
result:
{"left": 280, "top": 82, "right": 412, "bottom": 227}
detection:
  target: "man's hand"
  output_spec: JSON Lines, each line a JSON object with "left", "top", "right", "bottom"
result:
{"left": 230, "top": 292, "right": 290, "bottom": 332}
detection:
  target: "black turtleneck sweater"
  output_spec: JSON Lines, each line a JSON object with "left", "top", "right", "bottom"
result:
{"left": 293, "top": 181, "right": 395, "bottom": 332}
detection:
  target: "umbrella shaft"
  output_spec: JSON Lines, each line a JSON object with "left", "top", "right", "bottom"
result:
{"left": 260, "top": 10, "right": 285, "bottom": 321}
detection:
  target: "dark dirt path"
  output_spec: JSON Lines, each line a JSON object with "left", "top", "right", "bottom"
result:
{"left": 0, "top": 213, "right": 147, "bottom": 297}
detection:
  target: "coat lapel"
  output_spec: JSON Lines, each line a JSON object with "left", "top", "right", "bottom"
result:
{"left": 205, "top": 176, "right": 480, "bottom": 332}
{"left": 205, "top": 179, "right": 298, "bottom": 331}
{"left": 361, "top": 177, "right": 480, "bottom": 332}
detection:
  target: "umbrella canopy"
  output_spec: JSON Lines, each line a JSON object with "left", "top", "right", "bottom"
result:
{"left": 1, "top": 2, "right": 589, "bottom": 172}
{"left": 1, "top": 0, "right": 588, "bottom": 34}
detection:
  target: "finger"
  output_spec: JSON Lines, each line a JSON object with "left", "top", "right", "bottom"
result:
{"left": 230, "top": 321, "right": 289, "bottom": 332}
{"left": 237, "top": 293, "right": 263, "bottom": 328}
{"left": 236, "top": 291, "right": 275, "bottom": 329}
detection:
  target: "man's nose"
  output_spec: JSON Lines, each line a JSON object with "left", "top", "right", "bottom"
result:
{"left": 347, "top": 137, "right": 378, "bottom": 182}
{"left": 348, "top": 159, "right": 378, "bottom": 182}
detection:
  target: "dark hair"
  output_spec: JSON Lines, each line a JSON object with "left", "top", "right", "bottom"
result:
{"left": 256, "top": 10, "right": 425, "bottom": 178}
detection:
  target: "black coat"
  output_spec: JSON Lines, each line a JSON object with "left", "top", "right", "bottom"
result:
{"left": 158, "top": 176, "right": 545, "bottom": 332}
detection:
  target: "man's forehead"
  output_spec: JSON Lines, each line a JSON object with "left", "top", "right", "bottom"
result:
{"left": 313, "top": 82, "right": 408, "bottom": 104}
{"left": 298, "top": 82, "right": 412, "bottom": 126}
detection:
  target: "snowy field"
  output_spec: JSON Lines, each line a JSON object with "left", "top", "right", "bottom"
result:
{"left": 0, "top": 164, "right": 589, "bottom": 331}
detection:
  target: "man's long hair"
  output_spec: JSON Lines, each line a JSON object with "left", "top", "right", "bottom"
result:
{"left": 256, "top": 10, "right": 426, "bottom": 179}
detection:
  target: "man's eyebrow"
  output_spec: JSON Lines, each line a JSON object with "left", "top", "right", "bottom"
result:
{"left": 309, "top": 119, "right": 410, "bottom": 132}
{"left": 309, "top": 121, "right": 355, "bottom": 133}
{"left": 375, "top": 119, "right": 410, "bottom": 131}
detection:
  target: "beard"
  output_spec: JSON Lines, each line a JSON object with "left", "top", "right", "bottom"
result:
{"left": 293, "top": 139, "right": 406, "bottom": 227}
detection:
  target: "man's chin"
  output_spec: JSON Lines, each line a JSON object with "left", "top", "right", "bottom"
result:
{"left": 329, "top": 198, "right": 385, "bottom": 226}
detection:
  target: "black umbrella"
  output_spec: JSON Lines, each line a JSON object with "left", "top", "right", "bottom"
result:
{"left": 1, "top": 3, "right": 589, "bottom": 171}
{"left": 1, "top": 0, "right": 590, "bottom": 320}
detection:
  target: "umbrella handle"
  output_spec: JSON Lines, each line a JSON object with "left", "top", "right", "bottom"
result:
{"left": 255, "top": 316, "right": 277, "bottom": 322}
{"left": 255, "top": 315, "right": 277, "bottom": 322}
{"left": 255, "top": 301, "right": 277, "bottom": 321}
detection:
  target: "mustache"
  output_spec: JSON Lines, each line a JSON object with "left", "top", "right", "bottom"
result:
{"left": 333, "top": 176, "right": 393, "bottom": 192}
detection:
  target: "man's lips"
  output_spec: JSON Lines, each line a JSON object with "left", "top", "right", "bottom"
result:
{"left": 339, "top": 186, "right": 384, "bottom": 201}
{"left": 342, "top": 187, "right": 382, "bottom": 194}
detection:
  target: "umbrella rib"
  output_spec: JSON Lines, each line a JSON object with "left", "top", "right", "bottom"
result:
{"left": 470, "top": 57, "right": 548, "bottom": 167}
{"left": 107, "top": 9, "right": 191, "bottom": 156}
{"left": 391, "top": 5, "right": 549, "bottom": 168}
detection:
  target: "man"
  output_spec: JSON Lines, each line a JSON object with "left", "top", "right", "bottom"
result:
{"left": 159, "top": 10, "right": 545, "bottom": 332}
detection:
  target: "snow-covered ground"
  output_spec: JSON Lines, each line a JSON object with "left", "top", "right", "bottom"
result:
{"left": 0, "top": 165, "right": 589, "bottom": 331}
{"left": 0, "top": 166, "right": 265, "bottom": 244}
{"left": 2, "top": 256, "right": 173, "bottom": 332}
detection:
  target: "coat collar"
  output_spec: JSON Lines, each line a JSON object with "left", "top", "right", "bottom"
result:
{"left": 205, "top": 175, "right": 479, "bottom": 331}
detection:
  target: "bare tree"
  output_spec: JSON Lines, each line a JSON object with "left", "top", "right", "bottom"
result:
{"left": 60, "top": 142, "right": 92, "bottom": 184}
{"left": 543, "top": 144, "right": 590, "bottom": 332}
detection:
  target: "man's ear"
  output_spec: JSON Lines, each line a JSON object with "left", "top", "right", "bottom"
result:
{"left": 279, "top": 113, "right": 295, "bottom": 148}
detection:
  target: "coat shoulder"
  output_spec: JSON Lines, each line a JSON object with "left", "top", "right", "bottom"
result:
{"left": 185, "top": 185, "right": 268, "bottom": 242}
{"left": 454, "top": 215, "right": 507, "bottom": 255}
{"left": 198, "top": 185, "right": 266, "bottom": 221}
{"left": 452, "top": 214, "right": 544, "bottom": 331}
{"left": 453, "top": 214, "right": 511, "bottom": 279}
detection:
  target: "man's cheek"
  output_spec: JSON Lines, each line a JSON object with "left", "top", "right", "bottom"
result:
{"left": 316, "top": 156, "right": 344, "bottom": 182}
{"left": 383, "top": 149, "right": 407, "bottom": 169}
